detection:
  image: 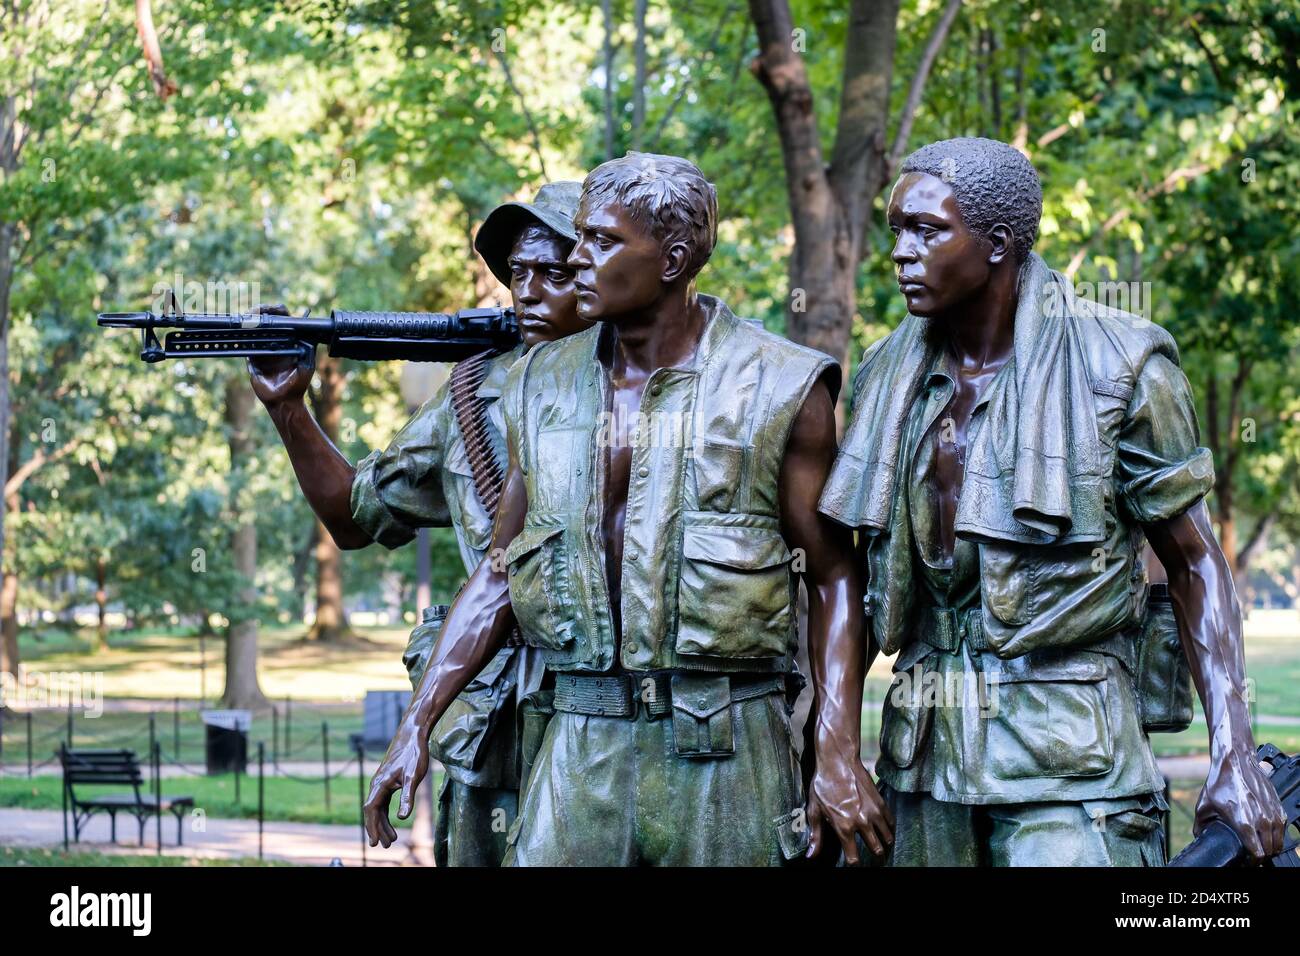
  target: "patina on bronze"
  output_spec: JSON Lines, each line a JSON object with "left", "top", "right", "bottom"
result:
{"left": 363, "top": 152, "right": 893, "bottom": 866}
{"left": 819, "top": 136, "right": 1287, "bottom": 866}
{"left": 250, "top": 181, "right": 591, "bottom": 866}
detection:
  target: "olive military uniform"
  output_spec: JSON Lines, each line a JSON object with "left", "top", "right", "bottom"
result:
{"left": 352, "top": 343, "right": 545, "bottom": 867}
{"left": 820, "top": 254, "right": 1213, "bottom": 866}
{"left": 499, "top": 295, "right": 837, "bottom": 865}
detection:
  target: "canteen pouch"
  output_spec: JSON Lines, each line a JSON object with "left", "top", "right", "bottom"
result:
{"left": 670, "top": 674, "right": 735, "bottom": 757}
{"left": 402, "top": 605, "right": 450, "bottom": 688}
{"left": 516, "top": 688, "right": 556, "bottom": 793}
{"left": 1135, "top": 587, "right": 1193, "bottom": 733}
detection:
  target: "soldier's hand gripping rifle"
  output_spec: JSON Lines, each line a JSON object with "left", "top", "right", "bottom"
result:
{"left": 1168, "top": 744, "right": 1300, "bottom": 867}
{"left": 98, "top": 294, "right": 520, "bottom": 364}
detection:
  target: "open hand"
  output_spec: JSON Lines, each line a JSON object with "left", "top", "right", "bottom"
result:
{"left": 806, "top": 742, "right": 894, "bottom": 864}
{"left": 362, "top": 716, "right": 431, "bottom": 848}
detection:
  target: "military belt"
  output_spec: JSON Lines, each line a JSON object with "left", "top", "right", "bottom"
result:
{"left": 921, "top": 605, "right": 988, "bottom": 653}
{"left": 552, "top": 670, "right": 785, "bottom": 720}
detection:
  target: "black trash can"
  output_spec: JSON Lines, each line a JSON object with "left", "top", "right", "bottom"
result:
{"left": 201, "top": 710, "right": 250, "bottom": 775}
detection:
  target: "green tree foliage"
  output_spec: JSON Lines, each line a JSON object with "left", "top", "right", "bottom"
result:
{"left": 5, "top": 0, "right": 1299, "bottom": 681}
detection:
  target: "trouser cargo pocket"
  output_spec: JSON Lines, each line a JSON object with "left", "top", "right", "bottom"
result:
{"left": 985, "top": 651, "right": 1115, "bottom": 780}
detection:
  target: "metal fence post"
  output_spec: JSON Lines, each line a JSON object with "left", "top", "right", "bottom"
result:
{"left": 272, "top": 707, "right": 279, "bottom": 763}
{"left": 356, "top": 739, "right": 367, "bottom": 868}
{"left": 1162, "top": 775, "right": 1172, "bottom": 861}
{"left": 66, "top": 698, "right": 73, "bottom": 747}
{"left": 285, "top": 696, "right": 292, "bottom": 753}
{"left": 173, "top": 696, "right": 180, "bottom": 758}
{"left": 257, "top": 741, "right": 265, "bottom": 862}
{"left": 148, "top": 712, "right": 156, "bottom": 763}
{"left": 322, "top": 721, "right": 331, "bottom": 812}
{"left": 26, "top": 711, "right": 32, "bottom": 778}
{"left": 60, "top": 742, "right": 68, "bottom": 851}
{"left": 153, "top": 740, "right": 163, "bottom": 855}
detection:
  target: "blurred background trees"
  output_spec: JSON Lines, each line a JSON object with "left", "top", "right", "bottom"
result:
{"left": 2, "top": 0, "right": 1297, "bottom": 699}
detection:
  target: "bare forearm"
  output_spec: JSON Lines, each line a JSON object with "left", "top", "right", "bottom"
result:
{"left": 809, "top": 574, "right": 866, "bottom": 759}
{"left": 409, "top": 559, "right": 514, "bottom": 736}
{"left": 264, "top": 398, "right": 370, "bottom": 549}
{"left": 1167, "top": 549, "right": 1252, "bottom": 756}
{"left": 1148, "top": 503, "right": 1253, "bottom": 759}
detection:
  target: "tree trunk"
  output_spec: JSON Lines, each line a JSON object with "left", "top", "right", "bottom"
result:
{"left": 220, "top": 376, "right": 269, "bottom": 710}
{"left": 749, "top": 0, "right": 898, "bottom": 371}
{"left": 0, "top": 400, "right": 15, "bottom": 676}
{"left": 309, "top": 517, "right": 349, "bottom": 640}
{"left": 307, "top": 353, "right": 351, "bottom": 641}
{"left": 0, "top": 569, "right": 18, "bottom": 678}
{"left": 291, "top": 526, "right": 315, "bottom": 623}
{"left": 748, "top": 0, "right": 959, "bottom": 392}
{"left": 1, "top": 90, "right": 17, "bottom": 603}
{"left": 0, "top": 218, "right": 14, "bottom": 667}
{"left": 94, "top": 555, "right": 108, "bottom": 652}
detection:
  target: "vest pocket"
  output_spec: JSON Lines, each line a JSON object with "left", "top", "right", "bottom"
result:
{"left": 505, "top": 524, "right": 574, "bottom": 651}
{"left": 675, "top": 513, "right": 794, "bottom": 659}
{"left": 979, "top": 542, "right": 1034, "bottom": 626}
{"left": 879, "top": 670, "right": 934, "bottom": 770}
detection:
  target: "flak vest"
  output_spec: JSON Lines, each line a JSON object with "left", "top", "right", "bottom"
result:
{"left": 502, "top": 295, "right": 839, "bottom": 675}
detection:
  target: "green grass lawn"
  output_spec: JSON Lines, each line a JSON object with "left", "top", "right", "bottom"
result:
{"left": 0, "top": 771, "right": 439, "bottom": 827}
{"left": 0, "top": 845, "right": 284, "bottom": 866}
{"left": 1, "top": 622, "right": 416, "bottom": 769}
{"left": 11, "top": 622, "right": 415, "bottom": 700}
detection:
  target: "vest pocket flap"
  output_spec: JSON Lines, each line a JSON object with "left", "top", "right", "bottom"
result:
{"left": 670, "top": 674, "right": 734, "bottom": 756}
{"left": 676, "top": 514, "right": 795, "bottom": 659}
{"left": 681, "top": 522, "right": 792, "bottom": 570}
{"left": 992, "top": 650, "right": 1108, "bottom": 684}
{"left": 504, "top": 524, "right": 564, "bottom": 565}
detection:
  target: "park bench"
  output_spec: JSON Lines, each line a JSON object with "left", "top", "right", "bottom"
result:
{"left": 59, "top": 746, "right": 195, "bottom": 846}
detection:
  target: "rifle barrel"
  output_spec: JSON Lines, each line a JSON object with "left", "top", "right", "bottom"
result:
{"left": 96, "top": 307, "right": 518, "bottom": 363}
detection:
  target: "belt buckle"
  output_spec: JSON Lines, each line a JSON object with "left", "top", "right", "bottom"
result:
{"left": 954, "top": 607, "right": 969, "bottom": 643}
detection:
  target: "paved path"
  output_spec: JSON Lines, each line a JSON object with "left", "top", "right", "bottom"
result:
{"left": 0, "top": 807, "right": 426, "bottom": 866}
{"left": 1, "top": 755, "right": 1213, "bottom": 867}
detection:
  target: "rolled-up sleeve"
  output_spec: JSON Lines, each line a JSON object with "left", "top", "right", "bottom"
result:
{"left": 350, "top": 387, "right": 453, "bottom": 549}
{"left": 818, "top": 338, "right": 888, "bottom": 529}
{"left": 1115, "top": 353, "right": 1215, "bottom": 524}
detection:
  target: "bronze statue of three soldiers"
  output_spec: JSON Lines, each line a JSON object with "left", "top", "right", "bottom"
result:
{"left": 255, "top": 139, "right": 1286, "bottom": 867}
